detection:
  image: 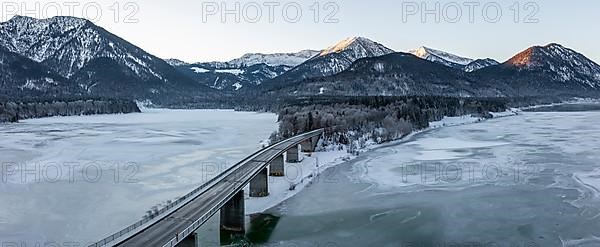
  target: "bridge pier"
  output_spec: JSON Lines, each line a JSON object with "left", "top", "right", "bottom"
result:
{"left": 269, "top": 155, "right": 285, "bottom": 176}
{"left": 220, "top": 190, "right": 245, "bottom": 232}
{"left": 95, "top": 130, "right": 327, "bottom": 247}
{"left": 286, "top": 145, "right": 300, "bottom": 163}
{"left": 300, "top": 140, "right": 312, "bottom": 153}
{"left": 249, "top": 167, "right": 269, "bottom": 197}
{"left": 312, "top": 136, "right": 320, "bottom": 150}
{"left": 301, "top": 137, "right": 319, "bottom": 153}
{"left": 175, "top": 232, "right": 198, "bottom": 247}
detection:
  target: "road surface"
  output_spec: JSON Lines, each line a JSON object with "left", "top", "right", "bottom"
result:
{"left": 112, "top": 130, "right": 322, "bottom": 247}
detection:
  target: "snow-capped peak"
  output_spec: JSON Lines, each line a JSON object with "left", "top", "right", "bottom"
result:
{"left": 4, "top": 15, "right": 89, "bottom": 36}
{"left": 320, "top": 37, "right": 361, "bottom": 55}
{"left": 0, "top": 15, "right": 182, "bottom": 85}
{"left": 506, "top": 43, "right": 586, "bottom": 68}
{"left": 265, "top": 37, "right": 395, "bottom": 84}
{"left": 506, "top": 43, "right": 600, "bottom": 86}
{"left": 319, "top": 37, "right": 394, "bottom": 57}
{"left": 410, "top": 46, "right": 475, "bottom": 67}
{"left": 6, "top": 15, "right": 88, "bottom": 27}
{"left": 0, "top": 15, "right": 90, "bottom": 62}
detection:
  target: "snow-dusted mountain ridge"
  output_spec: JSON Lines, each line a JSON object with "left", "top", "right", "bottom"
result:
{"left": 260, "top": 36, "right": 395, "bottom": 89}
{"left": 505, "top": 43, "right": 600, "bottom": 87}
{"left": 0, "top": 15, "right": 214, "bottom": 100}
{"left": 228, "top": 50, "right": 319, "bottom": 67}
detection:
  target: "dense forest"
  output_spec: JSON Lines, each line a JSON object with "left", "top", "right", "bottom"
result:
{"left": 0, "top": 98, "right": 141, "bottom": 123}
{"left": 271, "top": 96, "right": 561, "bottom": 152}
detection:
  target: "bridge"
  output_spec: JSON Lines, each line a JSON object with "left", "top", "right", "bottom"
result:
{"left": 91, "top": 129, "right": 324, "bottom": 247}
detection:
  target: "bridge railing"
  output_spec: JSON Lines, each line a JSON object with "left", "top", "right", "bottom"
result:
{"left": 90, "top": 129, "right": 323, "bottom": 247}
{"left": 162, "top": 129, "right": 324, "bottom": 247}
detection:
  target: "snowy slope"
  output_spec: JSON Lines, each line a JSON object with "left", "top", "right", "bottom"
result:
{"left": 471, "top": 43, "right": 600, "bottom": 97}
{"left": 464, "top": 58, "right": 500, "bottom": 72}
{"left": 410, "top": 46, "right": 474, "bottom": 69}
{"left": 228, "top": 50, "right": 319, "bottom": 67}
{"left": 316, "top": 37, "right": 395, "bottom": 70}
{"left": 262, "top": 37, "right": 395, "bottom": 89}
{"left": 274, "top": 52, "right": 506, "bottom": 97}
{"left": 272, "top": 43, "right": 600, "bottom": 98}
{"left": 410, "top": 46, "right": 501, "bottom": 72}
{"left": 319, "top": 37, "right": 393, "bottom": 57}
{"left": 0, "top": 15, "right": 213, "bottom": 100}
{"left": 505, "top": 43, "right": 600, "bottom": 87}
{"left": 173, "top": 62, "right": 289, "bottom": 91}
{"left": 165, "top": 58, "right": 189, "bottom": 67}
{"left": 0, "top": 16, "right": 160, "bottom": 79}
{"left": 0, "top": 46, "right": 79, "bottom": 97}
{"left": 166, "top": 50, "right": 319, "bottom": 91}
{"left": 310, "top": 37, "right": 395, "bottom": 75}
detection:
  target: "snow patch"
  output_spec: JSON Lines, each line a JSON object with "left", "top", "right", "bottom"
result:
{"left": 410, "top": 46, "right": 474, "bottom": 66}
{"left": 20, "top": 80, "right": 40, "bottom": 90}
{"left": 191, "top": 67, "right": 210, "bottom": 73}
{"left": 215, "top": 69, "right": 244, "bottom": 75}
{"left": 246, "top": 149, "right": 353, "bottom": 214}
{"left": 373, "top": 62, "right": 385, "bottom": 73}
{"left": 232, "top": 82, "right": 243, "bottom": 91}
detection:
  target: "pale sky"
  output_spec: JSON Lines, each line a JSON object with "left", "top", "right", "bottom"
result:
{"left": 2, "top": 0, "right": 599, "bottom": 63}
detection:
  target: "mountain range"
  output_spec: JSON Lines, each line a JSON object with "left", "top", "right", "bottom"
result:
{"left": 1, "top": 15, "right": 600, "bottom": 105}
{"left": 471, "top": 44, "right": 600, "bottom": 97}
{"left": 270, "top": 52, "right": 505, "bottom": 97}
{"left": 271, "top": 43, "right": 600, "bottom": 98}
{"left": 410, "top": 46, "right": 500, "bottom": 72}
{"left": 261, "top": 37, "right": 395, "bottom": 90}
{"left": 0, "top": 15, "right": 216, "bottom": 104}
{"left": 168, "top": 50, "right": 319, "bottom": 91}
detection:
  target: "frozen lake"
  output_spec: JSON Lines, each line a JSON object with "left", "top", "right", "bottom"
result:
{"left": 0, "top": 109, "right": 278, "bottom": 245}
{"left": 262, "top": 110, "right": 600, "bottom": 247}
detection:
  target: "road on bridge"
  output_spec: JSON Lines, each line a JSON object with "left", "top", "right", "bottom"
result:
{"left": 112, "top": 130, "right": 322, "bottom": 247}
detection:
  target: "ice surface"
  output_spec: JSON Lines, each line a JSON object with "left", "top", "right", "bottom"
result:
{"left": 265, "top": 109, "right": 600, "bottom": 247}
{"left": 429, "top": 115, "right": 482, "bottom": 128}
{"left": 0, "top": 109, "right": 278, "bottom": 244}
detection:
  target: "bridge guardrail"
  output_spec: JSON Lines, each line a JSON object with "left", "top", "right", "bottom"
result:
{"left": 162, "top": 129, "right": 323, "bottom": 247}
{"left": 90, "top": 129, "right": 323, "bottom": 247}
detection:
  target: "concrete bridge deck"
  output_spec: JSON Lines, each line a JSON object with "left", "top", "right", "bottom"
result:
{"left": 93, "top": 129, "right": 323, "bottom": 247}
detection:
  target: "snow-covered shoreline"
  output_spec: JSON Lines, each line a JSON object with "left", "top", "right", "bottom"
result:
{"left": 264, "top": 99, "right": 600, "bottom": 204}
{"left": 520, "top": 97, "right": 600, "bottom": 110}
{"left": 245, "top": 108, "right": 522, "bottom": 214}
{"left": 245, "top": 149, "right": 354, "bottom": 214}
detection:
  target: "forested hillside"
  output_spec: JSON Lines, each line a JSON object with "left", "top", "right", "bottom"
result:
{"left": 0, "top": 98, "right": 140, "bottom": 123}
{"left": 272, "top": 96, "right": 523, "bottom": 151}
